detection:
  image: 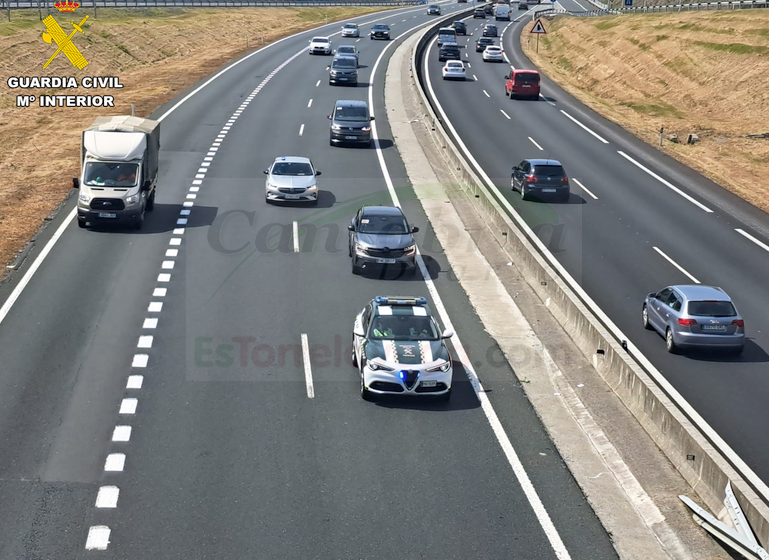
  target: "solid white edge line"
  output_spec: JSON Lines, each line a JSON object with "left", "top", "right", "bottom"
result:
{"left": 571, "top": 178, "right": 597, "bottom": 200}
{"left": 293, "top": 221, "right": 300, "bottom": 253}
{"left": 617, "top": 151, "right": 713, "bottom": 213}
{"left": 301, "top": 333, "right": 314, "bottom": 399}
{"left": 528, "top": 136, "right": 543, "bottom": 151}
{"left": 85, "top": 526, "right": 111, "bottom": 550}
{"left": 559, "top": 110, "right": 609, "bottom": 144}
{"left": 652, "top": 246, "right": 700, "bottom": 284}
{"left": 735, "top": 228, "right": 769, "bottom": 253}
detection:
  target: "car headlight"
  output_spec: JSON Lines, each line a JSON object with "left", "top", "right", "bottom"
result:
{"left": 126, "top": 194, "right": 140, "bottom": 204}
{"left": 425, "top": 360, "right": 451, "bottom": 373}
{"left": 331, "top": 124, "right": 342, "bottom": 130}
{"left": 404, "top": 244, "right": 416, "bottom": 255}
{"left": 355, "top": 242, "right": 368, "bottom": 255}
{"left": 361, "top": 126, "right": 371, "bottom": 132}
{"left": 78, "top": 193, "right": 89, "bottom": 203}
{"left": 369, "top": 360, "right": 395, "bottom": 372}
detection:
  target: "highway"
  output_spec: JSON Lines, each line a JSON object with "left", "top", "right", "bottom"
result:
{"left": 0, "top": 2, "right": 619, "bottom": 559}
{"left": 421, "top": 6, "right": 769, "bottom": 489}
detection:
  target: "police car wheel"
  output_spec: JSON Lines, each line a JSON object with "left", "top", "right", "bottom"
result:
{"left": 360, "top": 375, "right": 374, "bottom": 401}
{"left": 351, "top": 338, "right": 358, "bottom": 367}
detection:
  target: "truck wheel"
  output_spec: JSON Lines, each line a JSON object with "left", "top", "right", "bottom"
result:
{"left": 146, "top": 191, "right": 155, "bottom": 211}
{"left": 134, "top": 211, "right": 144, "bottom": 230}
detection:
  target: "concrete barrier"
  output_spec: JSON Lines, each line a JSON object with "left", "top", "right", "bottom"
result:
{"left": 406, "top": 19, "right": 769, "bottom": 548}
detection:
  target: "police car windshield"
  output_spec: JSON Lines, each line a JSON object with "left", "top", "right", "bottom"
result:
{"left": 370, "top": 315, "right": 439, "bottom": 341}
{"left": 272, "top": 162, "right": 313, "bottom": 176}
{"left": 84, "top": 162, "right": 138, "bottom": 187}
{"left": 359, "top": 214, "right": 409, "bottom": 234}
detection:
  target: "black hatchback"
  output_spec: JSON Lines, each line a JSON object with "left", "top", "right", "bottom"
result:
{"left": 475, "top": 37, "right": 495, "bottom": 52}
{"left": 452, "top": 21, "right": 467, "bottom": 35}
{"left": 483, "top": 24, "right": 498, "bottom": 37}
{"left": 329, "top": 100, "right": 375, "bottom": 147}
{"left": 438, "top": 42, "right": 461, "bottom": 62}
{"left": 473, "top": 7, "right": 485, "bottom": 17}
{"left": 511, "top": 159, "right": 570, "bottom": 202}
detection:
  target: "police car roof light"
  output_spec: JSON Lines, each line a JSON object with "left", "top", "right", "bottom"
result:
{"left": 375, "top": 296, "right": 427, "bottom": 306}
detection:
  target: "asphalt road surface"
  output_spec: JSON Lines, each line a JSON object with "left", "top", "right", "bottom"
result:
{"left": 0, "top": 2, "right": 619, "bottom": 559}
{"left": 422, "top": 11, "right": 769, "bottom": 487}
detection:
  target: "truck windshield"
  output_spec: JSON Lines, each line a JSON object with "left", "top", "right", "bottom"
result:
{"left": 84, "top": 162, "right": 139, "bottom": 187}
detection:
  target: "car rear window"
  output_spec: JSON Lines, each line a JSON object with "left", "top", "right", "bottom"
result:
{"left": 515, "top": 73, "right": 539, "bottom": 82}
{"left": 533, "top": 165, "right": 565, "bottom": 176}
{"left": 687, "top": 301, "right": 737, "bottom": 317}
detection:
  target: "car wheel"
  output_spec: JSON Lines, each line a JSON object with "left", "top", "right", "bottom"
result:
{"left": 77, "top": 219, "right": 87, "bottom": 229}
{"left": 351, "top": 258, "right": 361, "bottom": 275}
{"left": 311, "top": 196, "right": 319, "bottom": 206}
{"left": 642, "top": 305, "right": 653, "bottom": 330}
{"left": 665, "top": 328, "right": 678, "bottom": 354}
{"left": 520, "top": 185, "right": 530, "bottom": 201}
{"left": 351, "top": 337, "right": 358, "bottom": 366}
{"left": 360, "top": 374, "right": 374, "bottom": 401}
{"left": 146, "top": 190, "right": 155, "bottom": 211}
{"left": 329, "top": 137, "right": 334, "bottom": 147}
{"left": 134, "top": 212, "right": 144, "bottom": 230}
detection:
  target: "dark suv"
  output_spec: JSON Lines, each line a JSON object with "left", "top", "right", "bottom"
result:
{"left": 475, "top": 37, "right": 495, "bottom": 52}
{"left": 370, "top": 24, "right": 391, "bottom": 40}
{"left": 473, "top": 6, "right": 485, "bottom": 17}
{"left": 349, "top": 206, "right": 419, "bottom": 275}
{"left": 438, "top": 42, "right": 461, "bottom": 62}
{"left": 329, "top": 99, "right": 374, "bottom": 147}
{"left": 511, "top": 159, "right": 570, "bottom": 202}
{"left": 329, "top": 55, "right": 358, "bottom": 86}
{"left": 452, "top": 21, "right": 467, "bottom": 35}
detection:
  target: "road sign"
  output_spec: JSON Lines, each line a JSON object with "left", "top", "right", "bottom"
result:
{"left": 530, "top": 19, "right": 546, "bottom": 34}
{"left": 624, "top": 0, "right": 632, "bottom": 5}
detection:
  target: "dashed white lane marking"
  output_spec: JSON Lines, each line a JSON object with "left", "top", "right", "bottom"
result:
{"left": 119, "top": 398, "right": 138, "bottom": 415}
{"left": 173, "top": 228, "right": 185, "bottom": 235}
{"left": 735, "top": 228, "right": 769, "bottom": 253}
{"left": 157, "top": 273, "right": 171, "bottom": 283}
{"left": 528, "top": 136, "right": 544, "bottom": 151}
{"left": 161, "top": 260, "right": 175, "bottom": 269}
{"left": 299, "top": 124, "right": 305, "bottom": 136}
{"left": 165, "top": 249, "right": 178, "bottom": 258}
{"left": 104, "top": 453, "right": 125, "bottom": 472}
{"left": 183, "top": 202, "right": 193, "bottom": 208}
{"left": 466, "top": 62, "right": 471, "bottom": 68}
{"left": 293, "top": 221, "right": 300, "bottom": 253}
{"left": 95, "top": 486, "right": 119, "bottom": 508}
{"left": 137, "top": 335, "right": 153, "bottom": 348}
{"left": 307, "top": 98, "right": 313, "bottom": 108}
{"left": 153, "top": 288, "right": 167, "bottom": 297}
{"left": 170, "top": 238, "right": 182, "bottom": 246}
{"left": 143, "top": 318, "right": 158, "bottom": 329}
{"left": 301, "top": 333, "right": 315, "bottom": 399}
{"left": 482, "top": 89, "right": 490, "bottom": 98}
{"left": 500, "top": 109, "right": 511, "bottom": 119}
{"left": 572, "top": 178, "right": 598, "bottom": 200}
{"left": 126, "top": 376, "right": 143, "bottom": 390}
{"left": 617, "top": 151, "right": 713, "bottom": 213}
{"left": 653, "top": 246, "right": 700, "bottom": 284}
{"left": 180, "top": 209, "right": 191, "bottom": 216}
{"left": 560, "top": 110, "right": 609, "bottom": 144}
{"left": 316, "top": 79, "right": 321, "bottom": 87}
{"left": 131, "top": 354, "right": 148, "bottom": 368}
{"left": 473, "top": 74, "right": 478, "bottom": 81}
{"left": 148, "top": 302, "right": 163, "bottom": 312}
{"left": 112, "top": 426, "right": 132, "bottom": 442}
{"left": 85, "top": 526, "right": 111, "bottom": 550}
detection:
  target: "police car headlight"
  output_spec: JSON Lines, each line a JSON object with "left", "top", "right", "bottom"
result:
{"left": 369, "top": 361, "right": 394, "bottom": 372}
{"left": 425, "top": 360, "right": 451, "bottom": 373}
{"left": 126, "top": 194, "right": 140, "bottom": 204}
{"left": 78, "top": 193, "right": 90, "bottom": 203}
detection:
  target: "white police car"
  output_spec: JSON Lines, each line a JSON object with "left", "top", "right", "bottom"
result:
{"left": 352, "top": 296, "right": 454, "bottom": 401}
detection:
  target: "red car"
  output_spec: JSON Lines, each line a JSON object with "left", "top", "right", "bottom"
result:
{"left": 504, "top": 69, "right": 540, "bottom": 100}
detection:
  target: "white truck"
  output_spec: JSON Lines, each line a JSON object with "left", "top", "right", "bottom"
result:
{"left": 74, "top": 116, "right": 159, "bottom": 230}
{"left": 494, "top": 3, "right": 510, "bottom": 19}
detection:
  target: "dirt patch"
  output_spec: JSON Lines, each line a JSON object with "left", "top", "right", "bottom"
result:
{"left": 521, "top": 11, "right": 769, "bottom": 213}
{"left": 0, "top": 6, "right": 390, "bottom": 275}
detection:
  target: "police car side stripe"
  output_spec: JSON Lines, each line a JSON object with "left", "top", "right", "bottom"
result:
{"left": 383, "top": 340, "right": 397, "bottom": 363}
{"left": 419, "top": 340, "right": 433, "bottom": 363}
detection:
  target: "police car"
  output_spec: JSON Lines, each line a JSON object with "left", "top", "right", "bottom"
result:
{"left": 352, "top": 296, "right": 454, "bottom": 401}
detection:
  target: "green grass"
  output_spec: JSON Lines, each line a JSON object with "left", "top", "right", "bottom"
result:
{"left": 556, "top": 56, "right": 573, "bottom": 72}
{"left": 594, "top": 19, "right": 620, "bottom": 31}
{"left": 627, "top": 37, "right": 640, "bottom": 45}
{"left": 746, "top": 28, "right": 769, "bottom": 38}
{"left": 597, "top": 40, "right": 609, "bottom": 48}
{"left": 620, "top": 101, "right": 684, "bottom": 119}
{"left": 692, "top": 40, "right": 769, "bottom": 55}
{"left": 656, "top": 35, "right": 669, "bottom": 41}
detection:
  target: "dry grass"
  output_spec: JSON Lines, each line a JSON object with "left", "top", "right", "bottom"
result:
{"left": 521, "top": 12, "right": 769, "bottom": 212}
{"left": 0, "top": 6, "right": 389, "bottom": 273}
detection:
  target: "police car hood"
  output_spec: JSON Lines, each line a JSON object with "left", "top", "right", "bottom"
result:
{"left": 269, "top": 175, "right": 317, "bottom": 188}
{"left": 365, "top": 339, "right": 448, "bottom": 366}
{"left": 356, "top": 232, "right": 413, "bottom": 249}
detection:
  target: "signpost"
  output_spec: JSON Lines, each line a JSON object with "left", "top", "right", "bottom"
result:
{"left": 530, "top": 18, "right": 546, "bottom": 53}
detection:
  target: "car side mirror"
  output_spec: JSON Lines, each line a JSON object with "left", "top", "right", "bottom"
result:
{"left": 327, "top": 115, "right": 332, "bottom": 120}
{"left": 263, "top": 170, "right": 269, "bottom": 174}
{"left": 648, "top": 292, "right": 658, "bottom": 299}
{"left": 143, "top": 180, "right": 151, "bottom": 191}
{"left": 72, "top": 177, "right": 80, "bottom": 189}
{"left": 348, "top": 224, "right": 355, "bottom": 232}
{"left": 441, "top": 329, "right": 454, "bottom": 339}
{"left": 504, "top": 74, "right": 510, "bottom": 79}
{"left": 411, "top": 226, "right": 419, "bottom": 233}
{"left": 369, "top": 116, "right": 375, "bottom": 121}
{"left": 315, "top": 170, "right": 321, "bottom": 176}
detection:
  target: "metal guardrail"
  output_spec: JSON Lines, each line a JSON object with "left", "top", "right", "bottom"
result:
{"left": 620, "top": 0, "right": 767, "bottom": 11}
{"left": 3, "top": 0, "right": 419, "bottom": 8}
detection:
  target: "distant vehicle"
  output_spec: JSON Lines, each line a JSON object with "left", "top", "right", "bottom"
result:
{"left": 438, "top": 42, "right": 461, "bottom": 62}
{"left": 482, "top": 45, "right": 504, "bottom": 62}
{"left": 341, "top": 23, "right": 359, "bottom": 37}
{"left": 483, "top": 23, "right": 498, "bottom": 36}
{"left": 329, "top": 99, "right": 374, "bottom": 147}
{"left": 264, "top": 156, "right": 320, "bottom": 205}
{"left": 427, "top": 3, "right": 442, "bottom": 13}
{"left": 494, "top": 2, "right": 510, "bottom": 18}
{"left": 484, "top": 3, "right": 494, "bottom": 13}
{"left": 437, "top": 27, "right": 457, "bottom": 46}
{"left": 442, "top": 60, "right": 467, "bottom": 80}
{"left": 333, "top": 45, "right": 359, "bottom": 66}
{"left": 308, "top": 36, "right": 332, "bottom": 55}
{"left": 328, "top": 55, "right": 358, "bottom": 86}
{"left": 352, "top": 296, "right": 454, "bottom": 401}
{"left": 349, "top": 206, "right": 419, "bottom": 275}
{"left": 473, "top": 6, "right": 486, "bottom": 17}
{"left": 452, "top": 21, "right": 467, "bottom": 35}
{"left": 475, "top": 37, "right": 495, "bottom": 52}
{"left": 76, "top": 116, "right": 159, "bottom": 230}
{"left": 511, "top": 158, "right": 570, "bottom": 202}
{"left": 519, "top": 0, "right": 528, "bottom": 9}
{"left": 370, "top": 23, "right": 391, "bottom": 40}
{"left": 458, "top": 0, "right": 468, "bottom": 3}
{"left": 643, "top": 286, "right": 745, "bottom": 354}
{"left": 505, "top": 68, "right": 540, "bottom": 99}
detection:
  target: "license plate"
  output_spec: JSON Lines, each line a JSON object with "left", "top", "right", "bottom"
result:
{"left": 421, "top": 380, "right": 437, "bottom": 387}
{"left": 522, "top": 85, "right": 531, "bottom": 88}
{"left": 542, "top": 188, "right": 556, "bottom": 193}
{"left": 338, "top": 77, "right": 347, "bottom": 81}
{"left": 284, "top": 194, "right": 301, "bottom": 199}
{"left": 98, "top": 212, "right": 116, "bottom": 218}
{"left": 376, "top": 258, "right": 396, "bottom": 264}
{"left": 702, "top": 325, "right": 726, "bottom": 331}
{"left": 346, "top": 136, "right": 358, "bottom": 140}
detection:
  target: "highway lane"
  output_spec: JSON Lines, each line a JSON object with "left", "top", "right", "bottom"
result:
{"left": 0, "top": 3, "right": 619, "bottom": 560}
{"left": 423, "top": 15, "right": 769, "bottom": 485}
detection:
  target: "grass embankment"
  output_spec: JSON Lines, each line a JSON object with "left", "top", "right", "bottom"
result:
{"left": 0, "top": 6, "right": 389, "bottom": 273}
{"left": 521, "top": 12, "right": 769, "bottom": 212}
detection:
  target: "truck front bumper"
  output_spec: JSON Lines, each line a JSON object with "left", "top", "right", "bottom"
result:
{"left": 78, "top": 207, "right": 143, "bottom": 225}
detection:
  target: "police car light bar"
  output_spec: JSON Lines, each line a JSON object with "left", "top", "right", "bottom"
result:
{"left": 375, "top": 296, "right": 427, "bottom": 306}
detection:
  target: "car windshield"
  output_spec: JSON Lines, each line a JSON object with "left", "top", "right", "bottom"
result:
{"left": 312, "top": 37, "right": 329, "bottom": 43}
{"left": 687, "top": 300, "right": 737, "bottom": 317}
{"left": 515, "top": 73, "right": 539, "bottom": 82}
{"left": 333, "top": 58, "right": 357, "bottom": 68}
{"left": 358, "top": 213, "right": 409, "bottom": 234}
{"left": 369, "top": 315, "right": 439, "bottom": 341}
{"left": 533, "top": 165, "right": 565, "bottom": 176}
{"left": 374, "top": 25, "right": 389, "bottom": 30}
{"left": 271, "top": 162, "right": 313, "bottom": 176}
{"left": 84, "top": 162, "right": 139, "bottom": 187}
{"left": 344, "top": 24, "right": 357, "bottom": 28}
{"left": 334, "top": 106, "right": 368, "bottom": 121}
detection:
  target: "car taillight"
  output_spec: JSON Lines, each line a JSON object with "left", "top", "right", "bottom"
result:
{"left": 525, "top": 175, "right": 537, "bottom": 183}
{"left": 678, "top": 318, "right": 697, "bottom": 326}
{"left": 561, "top": 176, "right": 569, "bottom": 184}
{"left": 732, "top": 319, "right": 744, "bottom": 328}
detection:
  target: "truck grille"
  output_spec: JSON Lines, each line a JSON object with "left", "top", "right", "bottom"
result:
{"left": 91, "top": 198, "right": 125, "bottom": 211}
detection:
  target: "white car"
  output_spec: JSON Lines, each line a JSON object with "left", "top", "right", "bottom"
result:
{"left": 482, "top": 45, "right": 505, "bottom": 62}
{"left": 442, "top": 60, "right": 466, "bottom": 80}
{"left": 264, "top": 156, "right": 320, "bottom": 204}
{"left": 308, "top": 36, "right": 332, "bottom": 55}
{"left": 341, "top": 23, "right": 359, "bottom": 37}
{"left": 352, "top": 296, "right": 454, "bottom": 401}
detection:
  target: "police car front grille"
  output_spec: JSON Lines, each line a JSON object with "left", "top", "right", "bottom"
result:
{"left": 370, "top": 381, "right": 404, "bottom": 393}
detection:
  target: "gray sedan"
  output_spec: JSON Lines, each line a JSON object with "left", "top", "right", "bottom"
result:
{"left": 642, "top": 285, "right": 745, "bottom": 354}
{"left": 349, "top": 206, "right": 419, "bottom": 275}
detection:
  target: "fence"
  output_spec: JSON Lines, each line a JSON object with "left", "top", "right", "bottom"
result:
{"left": 3, "top": 0, "right": 420, "bottom": 8}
